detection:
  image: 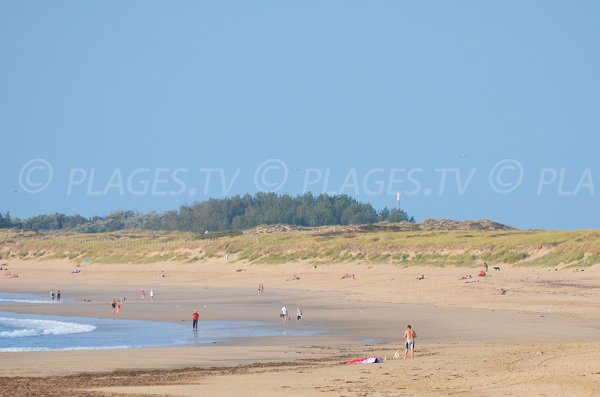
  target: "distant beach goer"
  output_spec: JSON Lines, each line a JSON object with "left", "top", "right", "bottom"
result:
{"left": 150, "top": 288, "right": 155, "bottom": 301}
{"left": 50, "top": 289, "right": 55, "bottom": 301}
{"left": 57, "top": 290, "right": 61, "bottom": 302}
{"left": 258, "top": 283, "right": 264, "bottom": 295}
{"left": 404, "top": 325, "right": 417, "bottom": 359}
{"left": 296, "top": 307, "right": 302, "bottom": 321}
{"left": 281, "top": 306, "right": 287, "bottom": 324}
{"left": 416, "top": 274, "right": 425, "bottom": 280}
{"left": 111, "top": 299, "right": 117, "bottom": 315}
{"left": 192, "top": 310, "right": 199, "bottom": 331}
{"left": 116, "top": 300, "right": 122, "bottom": 314}
{"left": 140, "top": 290, "right": 145, "bottom": 300}
{"left": 484, "top": 262, "right": 488, "bottom": 272}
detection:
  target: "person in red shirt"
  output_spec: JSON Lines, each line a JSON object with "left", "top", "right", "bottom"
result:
{"left": 192, "top": 310, "right": 199, "bottom": 331}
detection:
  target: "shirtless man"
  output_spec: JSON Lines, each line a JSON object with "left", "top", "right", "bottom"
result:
{"left": 403, "top": 324, "right": 417, "bottom": 359}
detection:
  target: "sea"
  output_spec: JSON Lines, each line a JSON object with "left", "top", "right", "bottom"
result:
{"left": 0, "top": 293, "right": 319, "bottom": 352}
{"left": 0, "top": 292, "right": 58, "bottom": 304}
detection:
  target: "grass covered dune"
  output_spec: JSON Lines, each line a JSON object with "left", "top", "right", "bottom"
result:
{"left": 2, "top": 220, "right": 600, "bottom": 269}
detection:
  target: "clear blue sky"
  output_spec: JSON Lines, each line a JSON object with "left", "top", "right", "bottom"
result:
{"left": 1, "top": 1, "right": 599, "bottom": 229}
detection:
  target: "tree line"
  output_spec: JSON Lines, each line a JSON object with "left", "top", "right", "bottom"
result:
{"left": 0, "top": 192, "right": 413, "bottom": 233}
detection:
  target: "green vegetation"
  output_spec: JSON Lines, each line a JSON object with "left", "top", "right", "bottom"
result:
{"left": 0, "top": 193, "right": 412, "bottom": 233}
{"left": 1, "top": 227, "right": 599, "bottom": 268}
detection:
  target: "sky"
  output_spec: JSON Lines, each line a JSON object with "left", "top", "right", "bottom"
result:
{"left": 1, "top": 1, "right": 599, "bottom": 229}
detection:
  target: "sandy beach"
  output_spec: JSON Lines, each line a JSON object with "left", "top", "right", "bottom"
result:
{"left": 1, "top": 259, "right": 599, "bottom": 396}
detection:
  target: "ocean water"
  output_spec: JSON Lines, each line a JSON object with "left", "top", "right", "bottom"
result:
{"left": 0, "top": 292, "right": 59, "bottom": 304}
{"left": 0, "top": 311, "right": 320, "bottom": 352}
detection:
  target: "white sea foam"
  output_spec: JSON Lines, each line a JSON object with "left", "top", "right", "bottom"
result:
{"left": 0, "top": 298, "right": 53, "bottom": 304}
{"left": 0, "top": 345, "right": 131, "bottom": 352}
{"left": 0, "top": 317, "right": 96, "bottom": 338}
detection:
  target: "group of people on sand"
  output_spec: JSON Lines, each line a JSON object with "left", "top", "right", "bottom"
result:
{"left": 105, "top": 288, "right": 156, "bottom": 316}
{"left": 50, "top": 289, "right": 61, "bottom": 302}
{"left": 2, "top": 264, "right": 18, "bottom": 278}
{"left": 188, "top": 303, "right": 303, "bottom": 332}
{"left": 139, "top": 288, "right": 155, "bottom": 301}
{"left": 279, "top": 305, "right": 303, "bottom": 324}
{"left": 460, "top": 263, "right": 511, "bottom": 293}
{"left": 111, "top": 298, "right": 125, "bottom": 315}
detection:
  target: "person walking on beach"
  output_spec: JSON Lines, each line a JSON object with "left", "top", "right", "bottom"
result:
{"left": 296, "top": 307, "right": 302, "bottom": 321}
{"left": 281, "top": 305, "right": 287, "bottom": 324}
{"left": 403, "top": 325, "right": 417, "bottom": 359}
{"left": 150, "top": 288, "right": 155, "bottom": 301}
{"left": 116, "top": 300, "right": 122, "bottom": 314}
{"left": 50, "top": 289, "right": 55, "bottom": 301}
{"left": 111, "top": 299, "right": 117, "bottom": 315}
{"left": 57, "top": 290, "right": 61, "bottom": 302}
{"left": 192, "top": 309, "right": 199, "bottom": 331}
{"left": 140, "top": 290, "right": 145, "bottom": 300}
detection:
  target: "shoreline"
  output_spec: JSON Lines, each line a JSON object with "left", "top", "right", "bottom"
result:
{"left": 1, "top": 309, "right": 318, "bottom": 353}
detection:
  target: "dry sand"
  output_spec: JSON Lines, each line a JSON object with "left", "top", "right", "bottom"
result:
{"left": 1, "top": 259, "right": 599, "bottom": 396}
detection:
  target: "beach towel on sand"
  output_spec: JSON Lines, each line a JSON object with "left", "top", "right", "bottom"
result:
{"left": 345, "top": 356, "right": 383, "bottom": 364}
